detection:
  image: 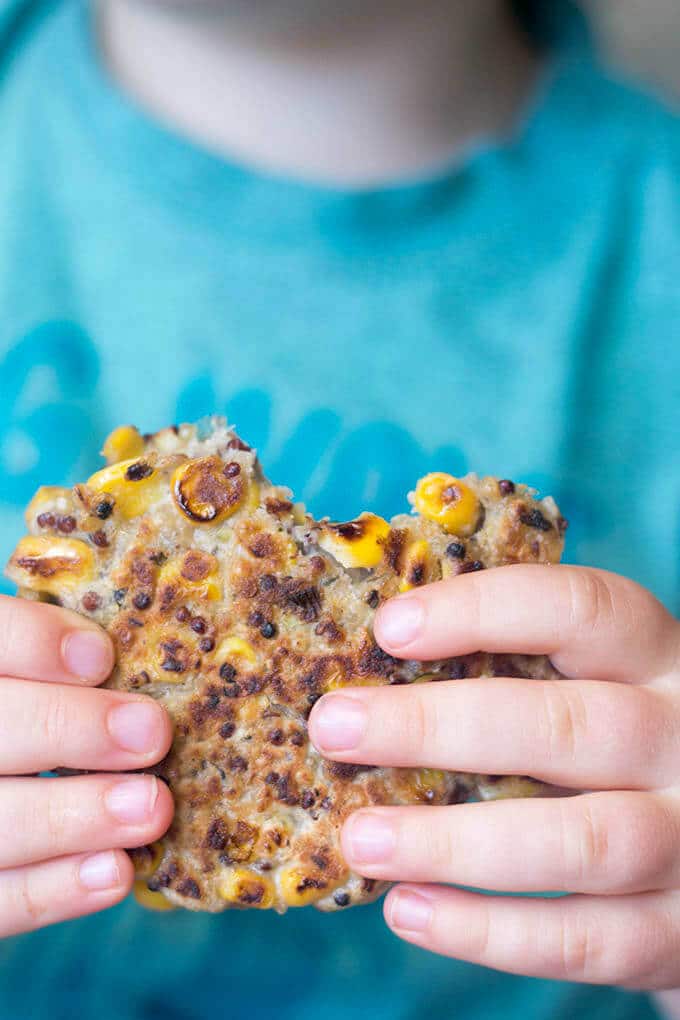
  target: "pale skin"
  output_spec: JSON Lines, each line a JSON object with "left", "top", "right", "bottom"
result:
{"left": 6, "top": 0, "right": 680, "bottom": 1009}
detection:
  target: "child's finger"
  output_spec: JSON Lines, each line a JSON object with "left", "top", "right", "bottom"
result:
{"left": 0, "top": 594, "right": 113, "bottom": 686}
{"left": 0, "top": 677, "right": 172, "bottom": 774}
{"left": 342, "top": 791, "right": 680, "bottom": 896}
{"left": 373, "top": 565, "right": 678, "bottom": 683}
{"left": 0, "top": 849, "right": 134, "bottom": 938}
{"left": 309, "top": 679, "right": 672, "bottom": 790}
{"left": 0, "top": 775, "right": 173, "bottom": 869}
{"left": 383, "top": 884, "right": 680, "bottom": 989}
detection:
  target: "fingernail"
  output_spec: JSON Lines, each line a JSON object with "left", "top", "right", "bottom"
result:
{"left": 107, "top": 702, "right": 161, "bottom": 753}
{"left": 62, "top": 630, "right": 112, "bottom": 681}
{"left": 377, "top": 598, "right": 424, "bottom": 649}
{"left": 345, "top": 813, "right": 396, "bottom": 864}
{"left": 105, "top": 777, "right": 158, "bottom": 825}
{"left": 311, "top": 695, "right": 366, "bottom": 752}
{"left": 389, "top": 891, "right": 433, "bottom": 933}
{"left": 79, "top": 851, "right": 120, "bottom": 891}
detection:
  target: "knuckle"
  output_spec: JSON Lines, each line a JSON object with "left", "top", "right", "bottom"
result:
{"left": 540, "top": 685, "right": 588, "bottom": 763}
{"left": 564, "top": 570, "right": 617, "bottom": 642}
{"left": 11, "top": 869, "right": 48, "bottom": 925}
{"left": 0, "top": 596, "right": 25, "bottom": 666}
{"left": 44, "top": 785, "right": 70, "bottom": 857}
{"left": 465, "top": 902, "right": 491, "bottom": 960}
{"left": 408, "top": 691, "right": 441, "bottom": 760}
{"left": 35, "top": 688, "right": 71, "bottom": 765}
{"left": 561, "top": 795, "right": 674, "bottom": 893}
{"left": 552, "top": 914, "right": 605, "bottom": 981}
{"left": 562, "top": 801, "right": 611, "bottom": 884}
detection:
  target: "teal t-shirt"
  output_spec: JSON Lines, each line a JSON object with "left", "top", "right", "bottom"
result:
{"left": 0, "top": 1, "right": 679, "bottom": 1018}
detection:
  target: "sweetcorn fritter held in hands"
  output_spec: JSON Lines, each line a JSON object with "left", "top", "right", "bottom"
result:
{"left": 6, "top": 419, "right": 567, "bottom": 914}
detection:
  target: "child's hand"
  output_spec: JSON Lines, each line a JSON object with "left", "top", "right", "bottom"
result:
{"left": 0, "top": 595, "right": 173, "bottom": 936}
{"left": 309, "top": 566, "right": 680, "bottom": 990}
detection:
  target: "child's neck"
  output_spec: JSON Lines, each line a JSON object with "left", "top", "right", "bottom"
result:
{"left": 98, "top": 0, "right": 539, "bottom": 186}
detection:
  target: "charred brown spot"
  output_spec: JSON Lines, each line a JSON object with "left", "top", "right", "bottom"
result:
{"left": 296, "top": 877, "right": 326, "bottom": 893}
{"left": 36, "top": 512, "right": 56, "bottom": 528}
{"left": 384, "top": 528, "right": 406, "bottom": 572}
{"left": 238, "top": 886, "right": 265, "bottom": 905}
{"left": 325, "top": 761, "right": 370, "bottom": 780}
{"left": 441, "top": 485, "right": 461, "bottom": 505}
{"left": 205, "top": 819, "right": 228, "bottom": 851}
{"left": 91, "top": 530, "right": 109, "bottom": 548}
{"left": 248, "top": 533, "right": 276, "bottom": 559}
{"left": 159, "top": 584, "right": 178, "bottom": 610}
{"left": 446, "top": 541, "right": 466, "bottom": 560}
{"left": 407, "top": 561, "right": 426, "bottom": 586}
{"left": 174, "top": 456, "right": 244, "bottom": 523}
{"left": 519, "top": 507, "right": 553, "bottom": 532}
{"left": 281, "top": 580, "right": 322, "bottom": 622}
{"left": 16, "top": 556, "right": 68, "bottom": 578}
{"left": 366, "top": 589, "right": 380, "bottom": 609}
{"left": 311, "top": 853, "right": 328, "bottom": 870}
{"left": 181, "top": 550, "right": 215, "bottom": 582}
{"left": 227, "top": 436, "right": 251, "bottom": 452}
{"left": 498, "top": 479, "right": 516, "bottom": 496}
{"left": 57, "top": 515, "right": 77, "bottom": 534}
{"left": 314, "top": 618, "right": 344, "bottom": 642}
{"left": 219, "top": 721, "right": 236, "bottom": 739}
{"left": 330, "top": 520, "right": 366, "bottom": 542}
{"left": 199, "top": 637, "right": 215, "bottom": 653}
{"left": 133, "top": 591, "right": 152, "bottom": 610}
{"left": 228, "top": 821, "right": 258, "bottom": 862}
{"left": 459, "top": 560, "right": 484, "bottom": 574}
{"left": 175, "top": 606, "right": 190, "bottom": 622}
{"left": 178, "top": 878, "right": 201, "bottom": 900}
{"left": 356, "top": 640, "right": 399, "bottom": 679}
{"left": 132, "top": 558, "right": 155, "bottom": 586}
{"left": 265, "top": 497, "right": 293, "bottom": 516}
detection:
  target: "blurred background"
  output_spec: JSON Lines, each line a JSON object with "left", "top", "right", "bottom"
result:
{"left": 584, "top": 0, "right": 680, "bottom": 99}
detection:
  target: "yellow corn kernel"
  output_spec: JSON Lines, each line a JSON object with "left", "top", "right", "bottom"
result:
{"left": 87, "top": 458, "right": 164, "bottom": 519}
{"left": 216, "top": 636, "right": 257, "bottom": 664}
{"left": 292, "top": 502, "right": 307, "bottom": 525}
{"left": 414, "top": 473, "right": 480, "bottom": 536}
{"left": 317, "top": 513, "right": 390, "bottom": 569}
{"left": 102, "top": 425, "right": 145, "bottom": 465}
{"left": 238, "top": 695, "right": 266, "bottom": 726}
{"left": 157, "top": 556, "right": 221, "bottom": 605}
{"left": 6, "top": 536, "right": 94, "bottom": 594}
{"left": 278, "top": 867, "right": 337, "bottom": 908}
{"left": 24, "top": 486, "right": 73, "bottom": 526}
{"left": 133, "top": 880, "right": 175, "bottom": 912}
{"left": 179, "top": 550, "right": 221, "bottom": 601}
{"left": 245, "top": 480, "right": 260, "bottom": 513}
{"left": 399, "top": 539, "right": 430, "bottom": 593}
{"left": 131, "top": 842, "right": 164, "bottom": 879}
{"left": 172, "top": 457, "right": 246, "bottom": 525}
{"left": 414, "top": 768, "right": 447, "bottom": 802}
{"left": 219, "top": 869, "right": 275, "bottom": 909}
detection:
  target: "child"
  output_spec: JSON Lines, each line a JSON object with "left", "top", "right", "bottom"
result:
{"left": 0, "top": 1, "right": 678, "bottom": 1018}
